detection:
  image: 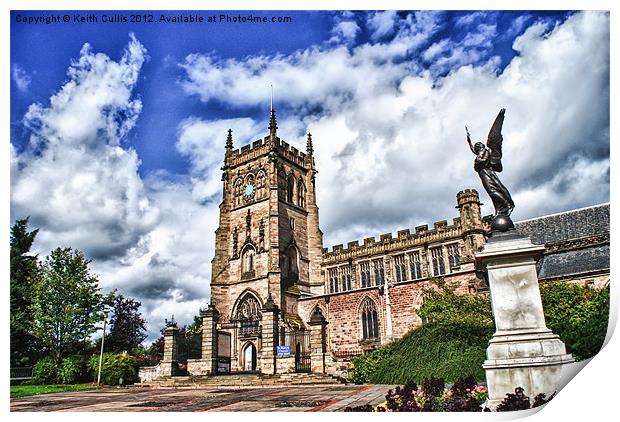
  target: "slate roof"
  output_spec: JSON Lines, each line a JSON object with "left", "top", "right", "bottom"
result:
{"left": 514, "top": 203, "right": 610, "bottom": 279}
{"left": 515, "top": 203, "right": 609, "bottom": 244}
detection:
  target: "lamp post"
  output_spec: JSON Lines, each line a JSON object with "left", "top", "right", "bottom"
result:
{"left": 97, "top": 310, "right": 109, "bottom": 387}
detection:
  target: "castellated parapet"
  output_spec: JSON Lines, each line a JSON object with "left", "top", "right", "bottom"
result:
{"left": 322, "top": 190, "right": 485, "bottom": 264}
{"left": 229, "top": 136, "right": 308, "bottom": 169}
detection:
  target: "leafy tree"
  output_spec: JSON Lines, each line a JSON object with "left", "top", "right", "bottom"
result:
{"left": 146, "top": 315, "right": 202, "bottom": 360}
{"left": 540, "top": 281, "right": 610, "bottom": 360}
{"left": 10, "top": 217, "right": 40, "bottom": 366}
{"left": 146, "top": 336, "right": 165, "bottom": 359}
{"left": 417, "top": 278, "right": 493, "bottom": 326}
{"left": 105, "top": 294, "right": 147, "bottom": 354}
{"left": 30, "top": 247, "right": 105, "bottom": 363}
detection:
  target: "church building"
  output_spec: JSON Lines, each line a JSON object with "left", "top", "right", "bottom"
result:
{"left": 142, "top": 110, "right": 610, "bottom": 381}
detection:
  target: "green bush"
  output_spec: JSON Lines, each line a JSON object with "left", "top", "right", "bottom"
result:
{"left": 58, "top": 356, "right": 86, "bottom": 384}
{"left": 348, "top": 279, "right": 609, "bottom": 385}
{"left": 540, "top": 282, "right": 610, "bottom": 361}
{"left": 88, "top": 353, "right": 138, "bottom": 385}
{"left": 350, "top": 279, "right": 494, "bottom": 385}
{"left": 350, "top": 321, "right": 493, "bottom": 385}
{"left": 31, "top": 356, "right": 59, "bottom": 384}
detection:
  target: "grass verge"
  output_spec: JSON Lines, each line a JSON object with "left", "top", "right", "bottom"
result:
{"left": 10, "top": 384, "right": 96, "bottom": 398}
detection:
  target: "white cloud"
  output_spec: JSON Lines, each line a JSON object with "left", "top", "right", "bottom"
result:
{"left": 11, "top": 34, "right": 159, "bottom": 261}
{"left": 12, "top": 64, "right": 31, "bottom": 92}
{"left": 179, "top": 11, "right": 609, "bottom": 251}
{"left": 367, "top": 11, "right": 398, "bottom": 40}
{"left": 331, "top": 20, "right": 360, "bottom": 42}
{"left": 10, "top": 11, "right": 610, "bottom": 341}
{"left": 91, "top": 173, "right": 218, "bottom": 339}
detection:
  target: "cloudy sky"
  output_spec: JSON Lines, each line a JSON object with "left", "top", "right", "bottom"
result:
{"left": 10, "top": 10, "right": 610, "bottom": 341}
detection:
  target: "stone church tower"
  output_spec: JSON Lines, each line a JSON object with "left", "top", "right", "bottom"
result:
{"left": 208, "top": 110, "right": 324, "bottom": 371}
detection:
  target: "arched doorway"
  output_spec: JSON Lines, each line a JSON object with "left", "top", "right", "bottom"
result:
{"left": 242, "top": 342, "right": 257, "bottom": 372}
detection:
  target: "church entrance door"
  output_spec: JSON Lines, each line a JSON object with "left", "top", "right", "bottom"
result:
{"left": 243, "top": 343, "right": 257, "bottom": 372}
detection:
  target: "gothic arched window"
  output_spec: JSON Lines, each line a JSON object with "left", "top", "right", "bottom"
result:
{"left": 236, "top": 293, "right": 261, "bottom": 321}
{"left": 256, "top": 170, "right": 266, "bottom": 199}
{"left": 233, "top": 178, "right": 243, "bottom": 206}
{"left": 297, "top": 178, "right": 306, "bottom": 208}
{"left": 287, "top": 174, "right": 295, "bottom": 203}
{"left": 286, "top": 246, "right": 299, "bottom": 282}
{"left": 278, "top": 170, "right": 286, "bottom": 200}
{"left": 242, "top": 245, "right": 256, "bottom": 275}
{"left": 360, "top": 298, "right": 380, "bottom": 340}
{"left": 236, "top": 293, "right": 261, "bottom": 336}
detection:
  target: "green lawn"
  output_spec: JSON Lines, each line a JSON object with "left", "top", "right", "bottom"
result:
{"left": 10, "top": 384, "right": 97, "bottom": 398}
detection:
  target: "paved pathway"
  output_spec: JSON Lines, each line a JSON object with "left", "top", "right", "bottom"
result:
{"left": 11, "top": 384, "right": 393, "bottom": 412}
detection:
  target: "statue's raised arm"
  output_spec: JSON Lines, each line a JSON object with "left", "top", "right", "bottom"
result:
{"left": 466, "top": 126, "right": 476, "bottom": 154}
{"left": 467, "top": 108, "right": 515, "bottom": 232}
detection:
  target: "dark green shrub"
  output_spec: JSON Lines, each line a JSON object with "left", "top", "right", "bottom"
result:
{"left": 541, "top": 282, "right": 610, "bottom": 360}
{"left": 31, "top": 356, "right": 59, "bottom": 384}
{"left": 349, "top": 321, "right": 493, "bottom": 384}
{"left": 349, "top": 279, "right": 494, "bottom": 385}
{"left": 88, "top": 353, "right": 138, "bottom": 385}
{"left": 58, "top": 356, "right": 86, "bottom": 384}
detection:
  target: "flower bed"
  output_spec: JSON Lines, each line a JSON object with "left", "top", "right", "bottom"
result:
{"left": 344, "top": 376, "right": 555, "bottom": 412}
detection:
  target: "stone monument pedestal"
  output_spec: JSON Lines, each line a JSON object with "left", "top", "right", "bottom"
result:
{"left": 476, "top": 232, "right": 574, "bottom": 410}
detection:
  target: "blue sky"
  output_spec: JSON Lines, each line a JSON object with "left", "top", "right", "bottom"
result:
{"left": 10, "top": 10, "right": 610, "bottom": 339}
{"left": 11, "top": 10, "right": 572, "bottom": 175}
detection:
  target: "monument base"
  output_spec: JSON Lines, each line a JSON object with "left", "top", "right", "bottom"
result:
{"left": 476, "top": 232, "right": 574, "bottom": 410}
{"left": 483, "top": 328, "right": 574, "bottom": 409}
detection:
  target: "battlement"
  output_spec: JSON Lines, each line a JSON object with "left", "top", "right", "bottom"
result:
{"left": 323, "top": 216, "right": 464, "bottom": 259}
{"left": 276, "top": 139, "right": 307, "bottom": 167}
{"left": 321, "top": 188, "right": 488, "bottom": 264}
{"left": 456, "top": 189, "right": 481, "bottom": 206}
{"left": 230, "top": 136, "right": 307, "bottom": 168}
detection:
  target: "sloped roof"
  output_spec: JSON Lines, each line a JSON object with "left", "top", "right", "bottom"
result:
{"left": 515, "top": 203, "right": 609, "bottom": 244}
{"left": 514, "top": 203, "right": 610, "bottom": 279}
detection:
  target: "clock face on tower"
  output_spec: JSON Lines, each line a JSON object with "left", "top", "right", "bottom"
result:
{"left": 243, "top": 183, "right": 255, "bottom": 199}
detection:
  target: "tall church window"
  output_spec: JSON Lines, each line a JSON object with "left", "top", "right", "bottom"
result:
{"left": 233, "top": 178, "right": 243, "bottom": 206}
{"left": 278, "top": 170, "right": 286, "bottom": 200}
{"left": 360, "top": 298, "right": 380, "bottom": 340}
{"left": 242, "top": 246, "right": 256, "bottom": 275}
{"left": 256, "top": 171, "right": 266, "bottom": 199}
{"left": 297, "top": 178, "right": 306, "bottom": 208}
{"left": 328, "top": 268, "right": 339, "bottom": 293}
{"left": 408, "top": 251, "right": 422, "bottom": 280}
{"left": 372, "top": 259, "right": 385, "bottom": 286}
{"left": 236, "top": 293, "right": 261, "bottom": 336}
{"left": 341, "top": 266, "right": 352, "bottom": 291}
{"left": 447, "top": 244, "right": 461, "bottom": 271}
{"left": 286, "top": 246, "right": 299, "bottom": 282}
{"left": 394, "top": 255, "right": 407, "bottom": 282}
{"left": 360, "top": 261, "right": 371, "bottom": 288}
{"left": 430, "top": 247, "right": 445, "bottom": 276}
{"left": 287, "top": 175, "right": 295, "bottom": 203}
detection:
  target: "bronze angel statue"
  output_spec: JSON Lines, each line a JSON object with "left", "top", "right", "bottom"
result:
{"left": 466, "top": 108, "right": 515, "bottom": 231}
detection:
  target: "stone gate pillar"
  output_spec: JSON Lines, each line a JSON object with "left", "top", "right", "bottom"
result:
{"left": 161, "top": 325, "right": 179, "bottom": 377}
{"left": 201, "top": 305, "right": 219, "bottom": 374}
{"left": 476, "top": 233, "right": 574, "bottom": 410}
{"left": 260, "top": 295, "right": 278, "bottom": 375}
{"left": 309, "top": 308, "right": 328, "bottom": 374}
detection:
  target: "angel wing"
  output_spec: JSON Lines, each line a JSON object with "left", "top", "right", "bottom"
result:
{"left": 486, "top": 108, "right": 506, "bottom": 172}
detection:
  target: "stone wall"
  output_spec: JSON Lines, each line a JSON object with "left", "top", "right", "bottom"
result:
{"left": 298, "top": 271, "right": 475, "bottom": 353}
{"left": 275, "top": 356, "right": 296, "bottom": 373}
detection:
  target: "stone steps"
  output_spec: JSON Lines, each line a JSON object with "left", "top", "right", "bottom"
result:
{"left": 140, "top": 372, "right": 345, "bottom": 388}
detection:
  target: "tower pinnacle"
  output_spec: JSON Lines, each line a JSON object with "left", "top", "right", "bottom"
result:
{"left": 306, "top": 132, "right": 314, "bottom": 156}
{"left": 269, "top": 84, "right": 277, "bottom": 137}
{"left": 269, "top": 109, "right": 278, "bottom": 136}
{"left": 225, "top": 128, "right": 234, "bottom": 150}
